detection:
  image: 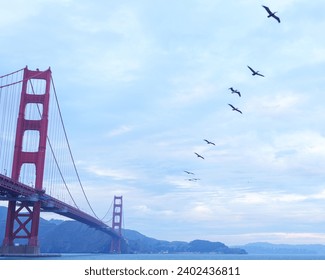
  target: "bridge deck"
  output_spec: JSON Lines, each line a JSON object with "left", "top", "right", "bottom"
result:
{"left": 0, "top": 173, "right": 119, "bottom": 238}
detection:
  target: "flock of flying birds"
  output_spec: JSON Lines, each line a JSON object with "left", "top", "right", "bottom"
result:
{"left": 228, "top": 64, "right": 265, "bottom": 114}
{"left": 228, "top": 5, "right": 280, "bottom": 115}
{"left": 183, "top": 138, "right": 216, "bottom": 182}
{"left": 184, "top": 5, "right": 281, "bottom": 182}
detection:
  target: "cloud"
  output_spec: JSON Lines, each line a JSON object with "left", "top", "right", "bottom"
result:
{"left": 205, "top": 232, "right": 325, "bottom": 245}
{"left": 105, "top": 125, "right": 133, "bottom": 138}
{"left": 85, "top": 165, "right": 138, "bottom": 181}
{"left": 246, "top": 91, "right": 306, "bottom": 116}
{"left": 0, "top": 0, "right": 42, "bottom": 28}
{"left": 166, "top": 80, "right": 218, "bottom": 108}
{"left": 190, "top": 202, "right": 214, "bottom": 220}
{"left": 310, "top": 190, "right": 325, "bottom": 200}
{"left": 232, "top": 189, "right": 325, "bottom": 205}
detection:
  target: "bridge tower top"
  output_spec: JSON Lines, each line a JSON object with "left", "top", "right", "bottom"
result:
{"left": 12, "top": 66, "right": 52, "bottom": 189}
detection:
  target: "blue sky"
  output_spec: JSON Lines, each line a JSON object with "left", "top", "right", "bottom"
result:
{"left": 1, "top": 0, "right": 325, "bottom": 245}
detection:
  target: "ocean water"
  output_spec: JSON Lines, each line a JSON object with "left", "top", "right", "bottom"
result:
{"left": 2, "top": 253, "right": 325, "bottom": 260}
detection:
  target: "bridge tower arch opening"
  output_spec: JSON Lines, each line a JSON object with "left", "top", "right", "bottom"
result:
{"left": 1, "top": 67, "right": 51, "bottom": 255}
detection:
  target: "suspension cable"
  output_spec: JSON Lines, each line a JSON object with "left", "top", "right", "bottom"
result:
{"left": 101, "top": 199, "right": 114, "bottom": 222}
{"left": 0, "top": 69, "right": 45, "bottom": 89}
{"left": 46, "top": 139, "right": 79, "bottom": 208}
{"left": 28, "top": 79, "right": 79, "bottom": 208}
{"left": 0, "top": 67, "right": 25, "bottom": 79}
{"left": 50, "top": 76, "right": 100, "bottom": 220}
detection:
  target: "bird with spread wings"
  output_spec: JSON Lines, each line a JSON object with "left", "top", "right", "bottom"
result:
{"left": 228, "top": 104, "right": 243, "bottom": 114}
{"left": 204, "top": 139, "right": 216, "bottom": 145}
{"left": 194, "top": 152, "right": 205, "bottom": 159}
{"left": 262, "top": 5, "right": 280, "bottom": 23}
{"left": 229, "top": 87, "right": 241, "bottom": 97}
{"left": 247, "top": 65, "right": 265, "bottom": 77}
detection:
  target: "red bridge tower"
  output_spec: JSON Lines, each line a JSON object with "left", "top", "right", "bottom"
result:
{"left": 110, "top": 196, "right": 123, "bottom": 253}
{"left": 2, "top": 67, "right": 51, "bottom": 254}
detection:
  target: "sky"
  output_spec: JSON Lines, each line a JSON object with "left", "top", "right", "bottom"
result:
{"left": 1, "top": 0, "right": 325, "bottom": 246}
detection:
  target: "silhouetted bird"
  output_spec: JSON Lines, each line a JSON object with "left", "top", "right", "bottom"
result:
{"left": 184, "top": 170, "right": 195, "bottom": 175}
{"left": 194, "top": 152, "right": 205, "bottom": 159}
{"left": 262, "top": 5, "right": 280, "bottom": 23}
{"left": 247, "top": 65, "right": 264, "bottom": 77}
{"left": 187, "top": 178, "right": 200, "bottom": 181}
{"left": 204, "top": 139, "right": 216, "bottom": 145}
{"left": 228, "top": 104, "right": 243, "bottom": 114}
{"left": 229, "top": 87, "right": 241, "bottom": 97}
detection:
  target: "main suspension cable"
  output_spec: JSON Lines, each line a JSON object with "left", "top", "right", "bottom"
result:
{"left": 50, "top": 76, "right": 100, "bottom": 220}
{"left": 28, "top": 79, "right": 79, "bottom": 208}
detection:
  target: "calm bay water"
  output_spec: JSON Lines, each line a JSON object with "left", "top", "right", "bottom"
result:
{"left": 2, "top": 253, "right": 325, "bottom": 260}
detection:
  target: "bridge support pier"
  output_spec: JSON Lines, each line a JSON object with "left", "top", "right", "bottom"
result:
{"left": 1, "top": 201, "right": 41, "bottom": 255}
{"left": 1, "top": 245, "right": 40, "bottom": 255}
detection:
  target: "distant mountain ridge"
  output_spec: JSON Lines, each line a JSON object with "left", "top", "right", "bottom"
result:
{"left": 3, "top": 206, "right": 325, "bottom": 255}
{"left": 0, "top": 206, "right": 245, "bottom": 254}
{"left": 237, "top": 242, "right": 325, "bottom": 255}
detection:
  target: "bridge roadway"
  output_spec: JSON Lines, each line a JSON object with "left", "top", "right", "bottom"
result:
{"left": 0, "top": 173, "right": 119, "bottom": 238}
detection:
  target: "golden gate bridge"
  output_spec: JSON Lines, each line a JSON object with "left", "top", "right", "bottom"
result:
{"left": 0, "top": 67, "right": 123, "bottom": 255}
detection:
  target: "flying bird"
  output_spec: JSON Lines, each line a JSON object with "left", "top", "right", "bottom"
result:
{"left": 247, "top": 65, "right": 264, "bottom": 77}
{"left": 187, "top": 178, "right": 200, "bottom": 182}
{"left": 203, "top": 139, "right": 216, "bottom": 145}
{"left": 228, "top": 104, "right": 243, "bottom": 114}
{"left": 184, "top": 170, "right": 195, "bottom": 175}
{"left": 229, "top": 87, "right": 241, "bottom": 97}
{"left": 262, "top": 5, "right": 280, "bottom": 23}
{"left": 194, "top": 152, "right": 205, "bottom": 159}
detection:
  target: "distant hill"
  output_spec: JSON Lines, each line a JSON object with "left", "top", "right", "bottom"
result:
{"left": 4, "top": 206, "right": 325, "bottom": 255}
{"left": 0, "top": 206, "right": 247, "bottom": 254}
{"left": 237, "top": 242, "right": 325, "bottom": 255}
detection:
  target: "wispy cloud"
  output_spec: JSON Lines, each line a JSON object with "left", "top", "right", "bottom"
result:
{"left": 205, "top": 232, "right": 325, "bottom": 245}
{"left": 85, "top": 165, "right": 138, "bottom": 181}
{"left": 0, "top": 0, "right": 42, "bottom": 27}
{"left": 105, "top": 125, "right": 134, "bottom": 138}
{"left": 246, "top": 91, "right": 306, "bottom": 116}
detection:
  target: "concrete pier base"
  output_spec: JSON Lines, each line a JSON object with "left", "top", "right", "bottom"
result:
{"left": 0, "top": 244, "right": 40, "bottom": 255}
